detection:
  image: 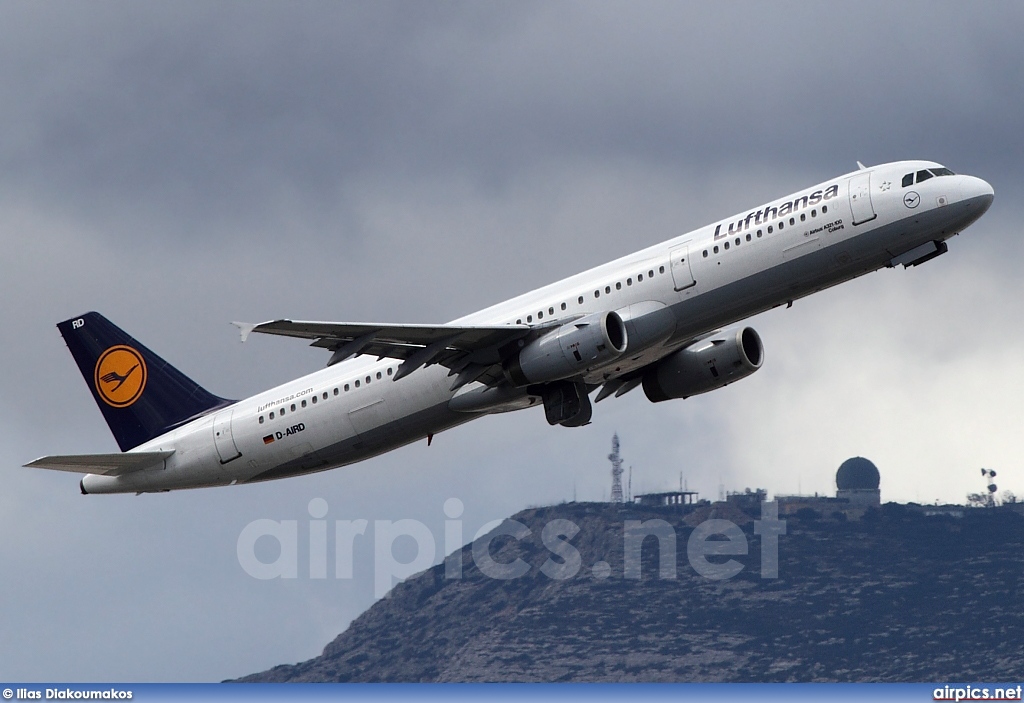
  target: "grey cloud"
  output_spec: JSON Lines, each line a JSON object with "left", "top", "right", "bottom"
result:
{"left": 3, "top": 1, "right": 1023, "bottom": 240}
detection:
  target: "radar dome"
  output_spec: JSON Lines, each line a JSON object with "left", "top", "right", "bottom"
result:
{"left": 836, "top": 457, "right": 880, "bottom": 490}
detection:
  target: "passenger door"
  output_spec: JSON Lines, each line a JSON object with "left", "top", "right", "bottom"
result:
{"left": 213, "top": 409, "right": 242, "bottom": 464}
{"left": 349, "top": 398, "right": 395, "bottom": 447}
{"left": 669, "top": 245, "right": 696, "bottom": 291}
{"left": 849, "top": 173, "right": 877, "bottom": 226}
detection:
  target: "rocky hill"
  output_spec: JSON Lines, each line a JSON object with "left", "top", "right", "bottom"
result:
{"left": 233, "top": 501, "right": 1024, "bottom": 682}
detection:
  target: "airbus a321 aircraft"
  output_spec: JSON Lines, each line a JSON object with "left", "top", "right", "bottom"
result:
{"left": 25, "top": 161, "right": 993, "bottom": 494}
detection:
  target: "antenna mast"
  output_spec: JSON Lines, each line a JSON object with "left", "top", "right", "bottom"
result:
{"left": 609, "top": 433, "right": 624, "bottom": 504}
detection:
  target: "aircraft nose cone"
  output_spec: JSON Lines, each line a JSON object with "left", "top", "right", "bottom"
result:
{"left": 963, "top": 175, "right": 995, "bottom": 212}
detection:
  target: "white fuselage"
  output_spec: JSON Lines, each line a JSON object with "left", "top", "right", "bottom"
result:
{"left": 82, "top": 161, "right": 994, "bottom": 493}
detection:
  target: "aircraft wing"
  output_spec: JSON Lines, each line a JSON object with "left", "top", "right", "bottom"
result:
{"left": 23, "top": 451, "right": 175, "bottom": 476}
{"left": 233, "top": 318, "right": 558, "bottom": 388}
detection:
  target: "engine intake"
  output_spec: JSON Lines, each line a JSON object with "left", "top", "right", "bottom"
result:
{"left": 504, "top": 311, "right": 627, "bottom": 386}
{"left": 642, "top": 327, "right": 763, "bottom": 402}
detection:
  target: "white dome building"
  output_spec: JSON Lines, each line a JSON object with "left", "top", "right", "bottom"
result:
{"left": 835, "top": 457, "right": 881, "bottom": 508}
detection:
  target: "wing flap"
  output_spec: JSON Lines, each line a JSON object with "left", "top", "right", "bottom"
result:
{"left": 23, "top": 451, "right": 174, "bottom": 476}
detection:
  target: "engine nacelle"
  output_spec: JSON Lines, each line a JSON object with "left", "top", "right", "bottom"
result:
{"left": 616, "top": 300, "right": 677, "bottom": 355}
{"left": 642, "top": 327, "right": 764, "bottom": 402}
{"left": 504, "top": 311, "right": 627, "bottom": 386}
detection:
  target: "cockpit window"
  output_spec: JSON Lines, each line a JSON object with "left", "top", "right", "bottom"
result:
{"left": 904, "top": 168, "right": 954, "bottom": 187}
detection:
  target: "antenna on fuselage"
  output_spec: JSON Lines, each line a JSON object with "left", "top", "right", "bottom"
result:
{"left": 856, "top": 161, "right": 868, "bottom": 170}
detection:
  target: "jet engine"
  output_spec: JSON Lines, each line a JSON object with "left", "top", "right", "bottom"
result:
{"left": 504, "top": 311, "right": 627, "bottom": 386}
{"left": 642, "top": 327, "right": 764, "bottom": 402}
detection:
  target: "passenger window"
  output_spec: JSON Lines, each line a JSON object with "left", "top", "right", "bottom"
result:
{"left": 323, "top": 392, "right": 328, "bottom": 400}
{"left": 259, "top": 416, "right": 264, "bottom": 424}
{"left": 659, "top": 266, "right": 665, "bottom": 274}
{"left": 649, "top": 270, "right": 654, "bottom": 278}
{"left": 713, "top": 246, "right": 719, "bottom": 253}
{"left": 811, "top": 209, "right": 816, "bottom": 217}
{"left": 615, "top": 282, "right": 621, "bottom": 290}
{"left": 724, "top": 242, "right": 730, "bottom": 250}
{"left": 301, "top": 400, "right": 307, "bottom": 408}
{"left": 637, "top": 273, "right": 643, "bottom": 281}
{"left": 537, "top": 311, "right": 543, "bottom": 319}
{"left": 605, "top": 286, "right": 611, "bottom": 294}
{"left": 594, "top": 291, "right": 600, "bottom": 298}
{"left": 578, "top": 296, "right": 584, "bottom": 304}
{"left": 548, "top": 307, "right": 554, "bottom": 315}
{"left": 626, "top": 278, "right": 632, "bottom": 286}
{"left": 902, "top": 173, "right": 914, "bottom": 188}
{"left": 527, "top": 315, "right": 533, "bottom": 322}
{"left": 344, "top": 384, "right": 349, "bottom": 391}
{"left": 355, "top": 380, "right": 360, "bottom": 388}
{"left": 746, "top": 234, "right": 751, "bottom": 241}
{"left": 290, "top": 404, "right": 296, "bottom": 411}
{"left": 387, "top": 367, "right": 393, "bottom": 376}
{"left": 767, "top": 226, "right": 773, "bottom": 233}
{"left": 789, "top": 218, "right": 795, "bottom": 225}
{"left": 800, "top": 214, "right": 806, "bottom": 221}
{"left": 779, "top": 222, "right": 784, "bottom": 230}
{"left": 916, "top": 170, "right": 933, "bottom": 183}
{"left": 280, "top": 408, "right": 285, "bottom": 416}
{"left": 703, "top": 250, "right": 709, "bottom": 258}
{"left": 561, "top": 302, "right": 566, "bottom": 311}
{"left": 366, "top": 376, "right": 371, "bottom": 384}
{"left": 376, "top": 372, "right": 382, "bottom": 380}
{"left": 270, "top": 412, "right": 275, "bottom": 419}
{"left": 735, "top": 238, "right": 740, "bottom": 245}
{"left": 822, "top": 205, "right": 828, "bottom": 213}
{"left": 757, "top": 230, "right": 763, "bottom": 237}
{"left": 312, "top": 396, "right": 317, "bottom": 404}
{"left": 334, "top": 388, "right": 339, "bottom": 396}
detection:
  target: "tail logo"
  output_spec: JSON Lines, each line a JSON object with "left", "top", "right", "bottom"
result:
{"left": 94, "top": 345, "right": 148, "bottom": 408}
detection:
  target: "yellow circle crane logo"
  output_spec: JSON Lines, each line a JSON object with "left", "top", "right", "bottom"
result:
{"left": 94, "top": 345, "right": 147, "bottom": 408}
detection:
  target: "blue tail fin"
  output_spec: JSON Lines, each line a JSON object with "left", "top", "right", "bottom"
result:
{"left": 57, "top": 312, "right": 233, "bottom": 451}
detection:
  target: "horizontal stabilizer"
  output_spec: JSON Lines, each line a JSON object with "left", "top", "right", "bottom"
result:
{"left": 23, "top": 451, "right": 174, "bottom": 476}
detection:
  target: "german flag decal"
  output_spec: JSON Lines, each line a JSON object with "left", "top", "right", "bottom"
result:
{"left": 263, "top": 435, "right": 275, "bottom": 445}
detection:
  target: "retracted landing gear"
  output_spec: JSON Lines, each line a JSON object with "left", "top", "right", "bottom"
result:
{"left": 539, "top": 381, "right": 592, "bottom": 427}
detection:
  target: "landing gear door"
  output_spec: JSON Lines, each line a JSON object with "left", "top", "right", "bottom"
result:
{"left": 213, "top": 409, "right": 242, "bottom": 464}
{"left": 670, "top": 245, "right": 696, "bottom": 291}
{"left": 849, "top": 172, "right": 877, "bottom": 226}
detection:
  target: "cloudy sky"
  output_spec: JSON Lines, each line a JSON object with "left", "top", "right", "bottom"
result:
{"left": 2, "top": 0, "right": 1022, "bottom": 682}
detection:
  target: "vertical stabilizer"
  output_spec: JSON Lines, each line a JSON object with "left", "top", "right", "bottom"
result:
{"left": 57, "top": 312, "right": 232, "bottom": 451}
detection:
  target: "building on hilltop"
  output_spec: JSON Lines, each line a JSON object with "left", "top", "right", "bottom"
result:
{"left": 633, "top": 490, "right": 700, "bottom": 508}
{"left": 777, "top": 457, "right": 882, "bottom": 519}
{"left": 726, "top": 488, "right": 768, "bottom": 514}
{"left": 836, "top": 456, "right": 881, "bottom": 508}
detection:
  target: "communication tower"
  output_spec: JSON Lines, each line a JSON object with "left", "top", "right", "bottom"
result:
{"left": 609, "top": 433, "right": 624, "bottom": 504}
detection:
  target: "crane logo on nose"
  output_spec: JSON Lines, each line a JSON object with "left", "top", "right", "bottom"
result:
{"left": 903, "top": 191, "right": 921, "bottom": 209}
{"left": 94, "top": 345, "right": 147, "bottom": 407}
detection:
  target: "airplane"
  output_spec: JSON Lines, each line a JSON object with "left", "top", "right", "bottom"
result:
{"left": 24, "top": 160, "right": 994, "bottom": 494}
